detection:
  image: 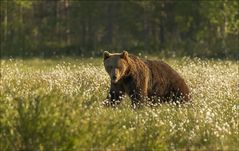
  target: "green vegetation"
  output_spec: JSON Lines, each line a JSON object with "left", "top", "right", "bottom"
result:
{"left": 1, "top": 1, "right": 238, "bottom": 150}
{"left": 0, "top": 0, "right": 238, "bottom": 58}
{"left": 0, "top": 58, "right": 238, "bottom": 150}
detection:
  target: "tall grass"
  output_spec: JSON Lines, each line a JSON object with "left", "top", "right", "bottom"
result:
{"left": 0, "top": 57, "right": 238, "bottom": 151}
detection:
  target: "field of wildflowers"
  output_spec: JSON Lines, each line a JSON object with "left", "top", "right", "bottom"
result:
{"left": 0, "top": 57, "right": 238, "bottom": 150}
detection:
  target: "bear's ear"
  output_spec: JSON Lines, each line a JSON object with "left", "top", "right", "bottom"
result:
{"left": 103, "top": 51, "right": 111, "bottom": 60}
{"left": 121, "top": 51, "right": 128, "bottom": 60}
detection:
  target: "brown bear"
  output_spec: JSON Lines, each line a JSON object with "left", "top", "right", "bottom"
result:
{"left": 103, "top": 51, "right": 190, "bottom": 108}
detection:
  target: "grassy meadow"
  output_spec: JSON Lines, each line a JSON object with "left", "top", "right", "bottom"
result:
{"left": 0, "top": 57, "right": 238, "bottom": 151}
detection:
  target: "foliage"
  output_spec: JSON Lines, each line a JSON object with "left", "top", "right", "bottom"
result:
{"left": 0, "top": 58, "right": 238, "bottom": 150}
{"left": 0, "top": 0, "right": 238, "bottom": 58}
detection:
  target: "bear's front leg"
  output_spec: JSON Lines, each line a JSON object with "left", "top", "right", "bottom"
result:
{"left": 129, "top": 89, "right": 147, "bottom": 109}
{"left": 128, "top": 79, "right": 148, "bottom": 109}
{"left": 102, "top": 84, "right": 125, "bottom": 107}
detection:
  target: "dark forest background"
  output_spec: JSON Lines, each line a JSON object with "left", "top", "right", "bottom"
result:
{"left": 0, "top": 0, "right": 238, "bottom": 58}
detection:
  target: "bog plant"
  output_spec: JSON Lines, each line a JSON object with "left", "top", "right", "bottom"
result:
{"left": 0, "top": 58, "right": 238, "bottom": 151}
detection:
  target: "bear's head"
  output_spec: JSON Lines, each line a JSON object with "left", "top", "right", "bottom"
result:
{"left": 103, "top": 51, "right": 129, "bottom": 83}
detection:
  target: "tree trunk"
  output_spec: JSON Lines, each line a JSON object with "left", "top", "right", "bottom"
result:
{"left": 87, "top": 12, "right": 94, "bottom": 51}
{"left": 62, "top": 0, "right": 70, "bottom": 46}
{"left": 106, "top": 2, "right": 113, "bottom": 46}
{"left": 159, "top": 2, "right": 165, "bottom": 47}
{"left": 2, "top": 1, "right": 8, "bottom": 54}
{"left": 143, "top": 4, "right": 149, "bottom": 51}
{"left": 4, "top": 1, "right": 8, "bottom": 43}
{"left": 221, "top": 2, "right": 227, "bottom": 57}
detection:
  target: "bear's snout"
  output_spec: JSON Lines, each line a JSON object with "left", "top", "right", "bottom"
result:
{"left": 112, "top": 75, "right": 117, "bottom": 82}
{"left": 111, "top": 75, "right": 119, "bottom": 83}
{"left": 112, "top": 75, "right": 117, "bottom": 80}
{"left": 110, "top": 68, "right": 121, "bottom": 83}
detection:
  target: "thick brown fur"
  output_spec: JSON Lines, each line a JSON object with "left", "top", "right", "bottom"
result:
{"left": 103, "top": 51, "right": 190, "bottom": 108}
